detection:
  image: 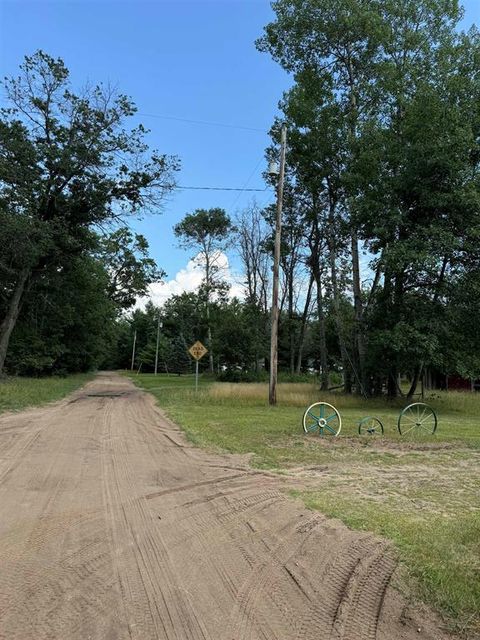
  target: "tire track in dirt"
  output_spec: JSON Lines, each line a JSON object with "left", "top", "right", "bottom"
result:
{"left": 0, "top": 373, "right": 454, "bottom": 639}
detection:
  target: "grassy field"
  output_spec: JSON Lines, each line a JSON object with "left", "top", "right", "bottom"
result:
{"left": 128, "top": 372, "right": 480, "bottom": 636}
{"left": 0, "top": 373, "right": 93, "bottom": 414}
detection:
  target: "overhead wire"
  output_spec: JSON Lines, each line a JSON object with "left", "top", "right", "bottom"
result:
{"left": 138, "top": 112, "right": 267, "bottom": 133}
{"left": 135, "top": 111, "right": 274, "bottom": 200}
{"left": 229, "top": 155, "right": 266, "bottom": 209}
{"left": 176, "top": 185, "right": 267, "bottom": 192}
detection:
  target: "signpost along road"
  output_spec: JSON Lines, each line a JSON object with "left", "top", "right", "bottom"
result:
{"left": 189, "top": 341, "right": 208, "bottom": 391}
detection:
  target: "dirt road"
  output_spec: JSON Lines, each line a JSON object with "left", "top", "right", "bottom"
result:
{"left": 0, "top": 373, "right": 451, "bottom": 639}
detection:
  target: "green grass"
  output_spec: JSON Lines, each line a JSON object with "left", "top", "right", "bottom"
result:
{"left": 298, "top": 492, "right": 480, "bottom": 633}
{"left": 127, "top": 373, "right": 480, "bottom": 636}
{"left": 0, "top": 373, "right": 94, "bottom": 414}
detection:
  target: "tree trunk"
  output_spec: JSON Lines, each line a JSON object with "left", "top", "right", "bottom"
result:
{"left": 351, "top": 230, "right": 367, "bottom": 395}
{"left": 288, "top": 268, "right": 295, "bottom": 374}
{"left": 204, "top": 255, "right": 214, "bottom": 373}
{"left": 207, "top": 322, "right": 214, "bottom": 373}
{"left": 345, "top": 54, "right": 367, "bottom": 396}
{"left": 0, "top": 268, "right": 30, "bottom": 376}
{"left": 326, "top": 190, "right": 352, "bottom": 393}
{"left": 312, "top": 267, "right": 328, "bottom": 391}
{"left": 295, "top": 274, "right": 314, "bottom": 374}
{"left": 387, "top": 369, "right": 398, "bottom": 399}
{"left": 407, "top": 364, "right": 423, "bottom": 399}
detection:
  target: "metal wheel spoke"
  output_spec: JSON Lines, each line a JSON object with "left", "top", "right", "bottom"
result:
{"left": 303, "top": 402, "right": 341, "bottom": 436}
{"left": 420, "top": 423, "right": 433, "bottom": 433}
{"left": 359, "top": 416, "right": 383, "bottom": 435}
{"left": 402, "top": 424, "right": 417, "bottom": 435}
{"left": 399, "top": 403, "right": 437, "bottom": 437}
{"left": 419, "top": 412, "right": 434, "bottom": 424}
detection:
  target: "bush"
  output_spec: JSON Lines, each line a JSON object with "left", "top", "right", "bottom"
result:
{"left": 216, "top": 369, "right": 268, "bottom": 383}
{"left": 278, "top": 371, "right": 319, "bottom": 383}
{"left": 216, "top": 369, "right": 326, "bottom": 384}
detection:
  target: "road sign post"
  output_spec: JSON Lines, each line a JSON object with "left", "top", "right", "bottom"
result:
{"left": 188, "top": 341, "right": 208, "bottom": 392}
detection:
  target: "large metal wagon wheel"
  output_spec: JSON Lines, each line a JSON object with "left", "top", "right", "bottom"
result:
{"left": 398, "top": 403, "right": 437, "bottom": 436}
{"left": 303, "top": 402, "right": 342, "bottom": 436}
{"left": 358, "top": 416, "right": 384, "bottom": 436}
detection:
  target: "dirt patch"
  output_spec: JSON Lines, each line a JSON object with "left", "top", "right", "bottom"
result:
{"left": 300, "top": 434, "right": 465, "bottom": 454}
{"left": 0, "top": 372, "right": 456, "bottom": 639}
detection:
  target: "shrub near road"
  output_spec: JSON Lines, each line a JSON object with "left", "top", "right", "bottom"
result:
{"left": 129, "top": 373, "right": 480, "bottom": 638}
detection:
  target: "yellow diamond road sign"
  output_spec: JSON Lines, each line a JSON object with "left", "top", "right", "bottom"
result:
{"left": 189, "top": 341, "right": 208, "bottom": 361}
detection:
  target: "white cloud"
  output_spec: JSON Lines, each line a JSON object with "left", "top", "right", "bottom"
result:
{"left": 137, "top": 252, "right": 244, "bottom": 309}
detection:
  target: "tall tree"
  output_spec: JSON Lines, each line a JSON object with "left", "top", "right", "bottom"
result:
{"left": 174, "top": 208, "right": 234, "bottom": 372}
{"left": 0, "top": 51, "right": 178, "bottom": 375}
{"left": 236, "top": 201, "right": 270, "bottom": 313}
{"left": 258, "top": 0, "right": 478, "bottom": 395}
{"left": 235, "top": 203, "right": 271, "bottom": 370}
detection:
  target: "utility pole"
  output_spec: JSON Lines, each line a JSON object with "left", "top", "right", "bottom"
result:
{"left": 154, "top": 315, "right": 162, "bottom": 375}
{"left": 130, "top": 329, "right": 137, "bottom": 371}
{"left": 269, "top": 124, "right": 287, "bottom": 406}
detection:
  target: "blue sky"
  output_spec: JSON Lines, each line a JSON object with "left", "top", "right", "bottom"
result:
{"left": 1, "top": 0, "right": 480, "bottom": 304}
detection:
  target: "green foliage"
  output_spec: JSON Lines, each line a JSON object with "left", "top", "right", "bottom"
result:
{"left": 0, "top": 50, "right": 177, "bottom": 375}
{"left": 258, "top": 0, "right": 480, "bottom": 395}
{"left": 101, "top": 228, "right": 165, "bottom": 308}
{"left": 173, "top": 208, "right": 236, "bottom": 370}
{"left": 174, "top": 208, "right": 234, "bottom": 250}
{"left": 6, "top": 255, "right": 116, "bottom": 375}
{"left": 167, "top": 335, "right": 192, "bottom": 375}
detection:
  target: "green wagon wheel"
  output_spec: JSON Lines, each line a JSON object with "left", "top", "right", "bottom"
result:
{"left": 303, "top": 402, "right": 342, "bottom": 437}
{"left": 358, "top": 416, "right": 384, "bottom": 436}
{"left": 398, "top": 403, "right": 437, "bottom": 436}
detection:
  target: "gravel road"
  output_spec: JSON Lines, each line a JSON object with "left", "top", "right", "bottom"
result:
{"left": 0, "top": 373, "right": 452, "bottom": 639}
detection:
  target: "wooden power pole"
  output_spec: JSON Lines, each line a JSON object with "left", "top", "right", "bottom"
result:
{"left": 130, "top": 329, "right": 137, "bottom": 371}
{"left": 154, "top": 315, "right": 162, "bottom": 375}
{"left": 269, "top": 124, "right": 287, "bottom": 406}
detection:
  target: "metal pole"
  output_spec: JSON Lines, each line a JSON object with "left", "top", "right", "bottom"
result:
{"left": 269, "top": 124, "right": 287, "bottom": 406}
{"left": 195, "top": 360, "right": 199, "bottom": 392}
{"left": 130, "top": 329, "right": 137, "bottom": 371}
{"left": 154, "top": 315, "right": 161, "bottom": 376}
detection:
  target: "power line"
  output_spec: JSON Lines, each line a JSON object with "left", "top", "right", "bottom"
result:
{"left": 138, "top": 112, "right": 267, "bottom": 133}
{"left": 230, "top": 155, "right": 266, "bottom": 209}
{"left": 176, "top": 185, "right": 268, "bottom": 192}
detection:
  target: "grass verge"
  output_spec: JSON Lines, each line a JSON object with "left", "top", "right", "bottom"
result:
{"left": 127, "top": 373, "right": 480, "bottom": 636}
{"left": 0, "top": 372, "right": 94, "bottom": 414}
